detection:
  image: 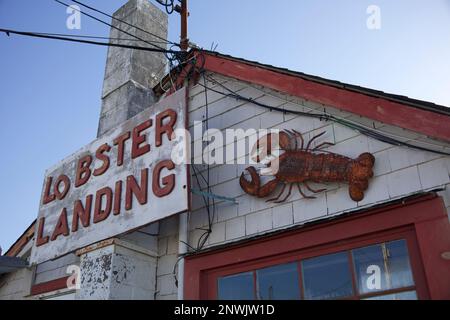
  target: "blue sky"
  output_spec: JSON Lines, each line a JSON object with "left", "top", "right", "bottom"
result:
{"left": 0, "top": 0, "right": 449, "bottom": 252}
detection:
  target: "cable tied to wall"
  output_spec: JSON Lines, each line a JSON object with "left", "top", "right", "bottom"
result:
{"left": 198, "top": 72, "right": 450, "bottom": 156}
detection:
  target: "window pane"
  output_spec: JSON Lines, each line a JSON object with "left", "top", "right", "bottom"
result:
{"left": 386, "top": 240, "right": 415, "bottom": 289}
{"left": 302, "top": 252, "right": 353, "bottom": 300}
{"left": 218, "top": 272, "right": 254, "bottom": 300}
{"left": 256, "top": 262, "right": 300, "bottom": 300}
{"left": 365, "top": 290, "right": 417, "bottom": 300}
{"left": 352, "top": 239, "right": 414, "bottom": 295}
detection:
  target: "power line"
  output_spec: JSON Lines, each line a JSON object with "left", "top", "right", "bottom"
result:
{"left": 53, "top": 0, "right": 167, "bottom": 51}
{"left": 69, "top": 0, "right": 178, "bottom": 46}
{"left": 213, "top": 74, "right": 450, "bottom": 152}
{"left": 31, "top": 31, "right": 170, "bottom": 44}
{"left": 155, "top": 0, "right": 177, "bottom": 15}
{"left": 55, "top": 0, "right": 185, "bottom": 67}
{"left": 198, "top": 73, "right": 450, "bottom": 156}
{"left": 0, "top": 27, "right": 179, "bottom": 53}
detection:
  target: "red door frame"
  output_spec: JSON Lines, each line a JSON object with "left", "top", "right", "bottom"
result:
{"left": 184, "top": 194, "right": 450, "bottom": 300}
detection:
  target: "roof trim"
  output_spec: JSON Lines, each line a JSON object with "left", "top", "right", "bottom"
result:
{"left": 5, "top": 220, "right": 35, "bottom": 257}
{"left": 201, "top": 50, "right": 450, "bottom": 116}
{"left": 189, "top": 50, "right": 450, "bottom": 142}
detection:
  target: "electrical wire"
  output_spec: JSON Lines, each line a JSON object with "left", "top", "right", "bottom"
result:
{"left": 197, "top": 75, "right": 216, "bottom": 250}
{"left": 205, "top": 74, "right": 212, "bottom": 228}
{"left": 160, "top": 52, "right": 200, "bottom": 93}
{"left": 171, "top": 68, "right": 217, "bottom": 287}
{"left": 171, "top": 50, "right": 448, "bottom": 157}
{"left": 191, "top": 164, "right": 215, "bottom": 250}
{"left": 53, "top": 0, "right": 168, "bottom": 51}
{"left": 184, "top": 90, "right": 218, "bottom": 254}
{"left": 57, "top": 0, "right": 194, "bottom": 94}
{"left": 172, "top": 163, "right": 214, "bottom": 288}
{"left": 166, "top": 51, "right": 206, "bottom": 92}
{"left": 0, "top": 27, "right": 179, "bottom": 53}
{"left": 23, "top": 31, "right": 170, "bottom": 44}
{"left": 199, "top": 73, "right": 450, "bottom": 156}
{"left": 55, "top": 0, "right": 187, "bottom": 70}
{"left": 155, "top": 0, "right": 176, "bottom": 15}
{"left": 214, "top": 75, "right": 450, "bottom": 151}
{"left": 69, "top": 0, "right": 178, "bottom": 46}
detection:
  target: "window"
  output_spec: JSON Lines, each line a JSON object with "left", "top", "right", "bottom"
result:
{"left": 352, "top": 239, "right": 415, "bottom": 296}
{"left": 186, "top": 196, "right": 450, "bottom": 300}
{"left": 302, "top": 252, "right": 353, "bottom": 300}
{"left": 256, "top": 262, "right": 300, "bottom": 300}
{"left": 218, "top": 272, "right": 254, "bottom": 300}
{"left": 216, "top": 239, "right": 418, "bottom": 300}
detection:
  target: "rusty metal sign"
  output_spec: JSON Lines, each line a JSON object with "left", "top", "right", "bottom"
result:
{"left": 240, "top": 130, "right": 375, "bottom": 202}
{"left": 30, "top": 88, "right": 188, "bottom": 265}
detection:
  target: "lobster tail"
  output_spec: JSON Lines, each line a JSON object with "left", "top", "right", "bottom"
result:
{"left": 348, "top": 153, "right": 376, "bottom": 201}
{"left": 357, "top": 152, "right": 375, "bottom": 170}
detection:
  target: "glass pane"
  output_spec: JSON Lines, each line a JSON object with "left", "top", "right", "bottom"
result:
{"left": 352, "top": 239, "right": 414, "bottom": 295}
{"left": 218, "top": 272, "right": 254, "bottom": 300}
{"left": 256, "top": 262, "right": 300, "bottom": 300}
{"left": 302, "top": 252, "right": 353, "bottom": 300}
{"left": 365, "top": 290, "right": 417, "bottom": 300}
{"left": 386, "top": 240, "right": 415, "bottom": 289}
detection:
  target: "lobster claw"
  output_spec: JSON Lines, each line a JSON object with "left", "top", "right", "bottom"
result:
{"left": 240, "top": 166, "right": 279, "bottom": 198}
{"left": 239, "top": 166, "right": 260, "bottom": 196}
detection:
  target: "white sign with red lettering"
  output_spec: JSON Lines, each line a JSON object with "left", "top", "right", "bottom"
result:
{"left": 30, "top": 88, "right": 188, "bottom": 264}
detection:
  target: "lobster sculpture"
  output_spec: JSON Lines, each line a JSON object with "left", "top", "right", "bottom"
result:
{"left": 239, "top": 129, "right": 375, "bottom": 202}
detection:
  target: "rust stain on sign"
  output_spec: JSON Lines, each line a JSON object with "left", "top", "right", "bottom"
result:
{"left": 240, "top": 129, "right": 375, "bottom": 202}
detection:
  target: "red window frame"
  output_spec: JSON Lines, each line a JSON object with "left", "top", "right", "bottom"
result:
{"left": 209, "top": 227, "right": 422, "bottom": 300}
{"left": 184, "top": 194, "right": 450, "bottom": 300}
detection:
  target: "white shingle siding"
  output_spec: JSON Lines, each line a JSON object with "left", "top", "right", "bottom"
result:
{"left": 185, "top": 73, "right": 450, "bottom": 251}
{"left": 225, "top": 216, "right": 246, "bottom": 240}
{"left": 387, "top": 166, "right": 423, "bottom": 198}
{"left": 217, "top": 202, "right": 238, "bottom": 222}
{"left": 437, "top": 187, "right": 450, "bottom": 221}
{"left": 155, "top": 215, "right": 179, "bottom": 300}
{"left": 418, "top": 158, "right": 450, "bottom": 189}
{"left": 208, "top": 221, "right": 226, "bottom": 245}
{"left": 293, "top": 193, "right": 328, "bottom": 223}
{"left": 272, "top": 203, "right": 294, "bottom": 228}
{"left": 245, "top": 209, "right": 272, "bottom": 236}
{"left": 157, "top": 273, "right": 177, "bottom": 297}
{"left": 0, "top": 268, "right": 34, "bottom": 300}
{"left": 357, "top": 175, "right": 390, "bottom": 206}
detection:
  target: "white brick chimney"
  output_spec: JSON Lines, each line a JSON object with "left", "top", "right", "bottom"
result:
{"left": 97, "top": 0, "right": 168, "bottom": 137}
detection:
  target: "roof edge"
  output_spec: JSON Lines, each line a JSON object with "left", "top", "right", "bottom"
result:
{"left": 180, "top": 50, "right": 450, "bottom": 142}
{"left": 4, "top": 220, "right": 36, "bottom": 257}
{"left": 199, "top": 50, "right": 450, "bottom": 117}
